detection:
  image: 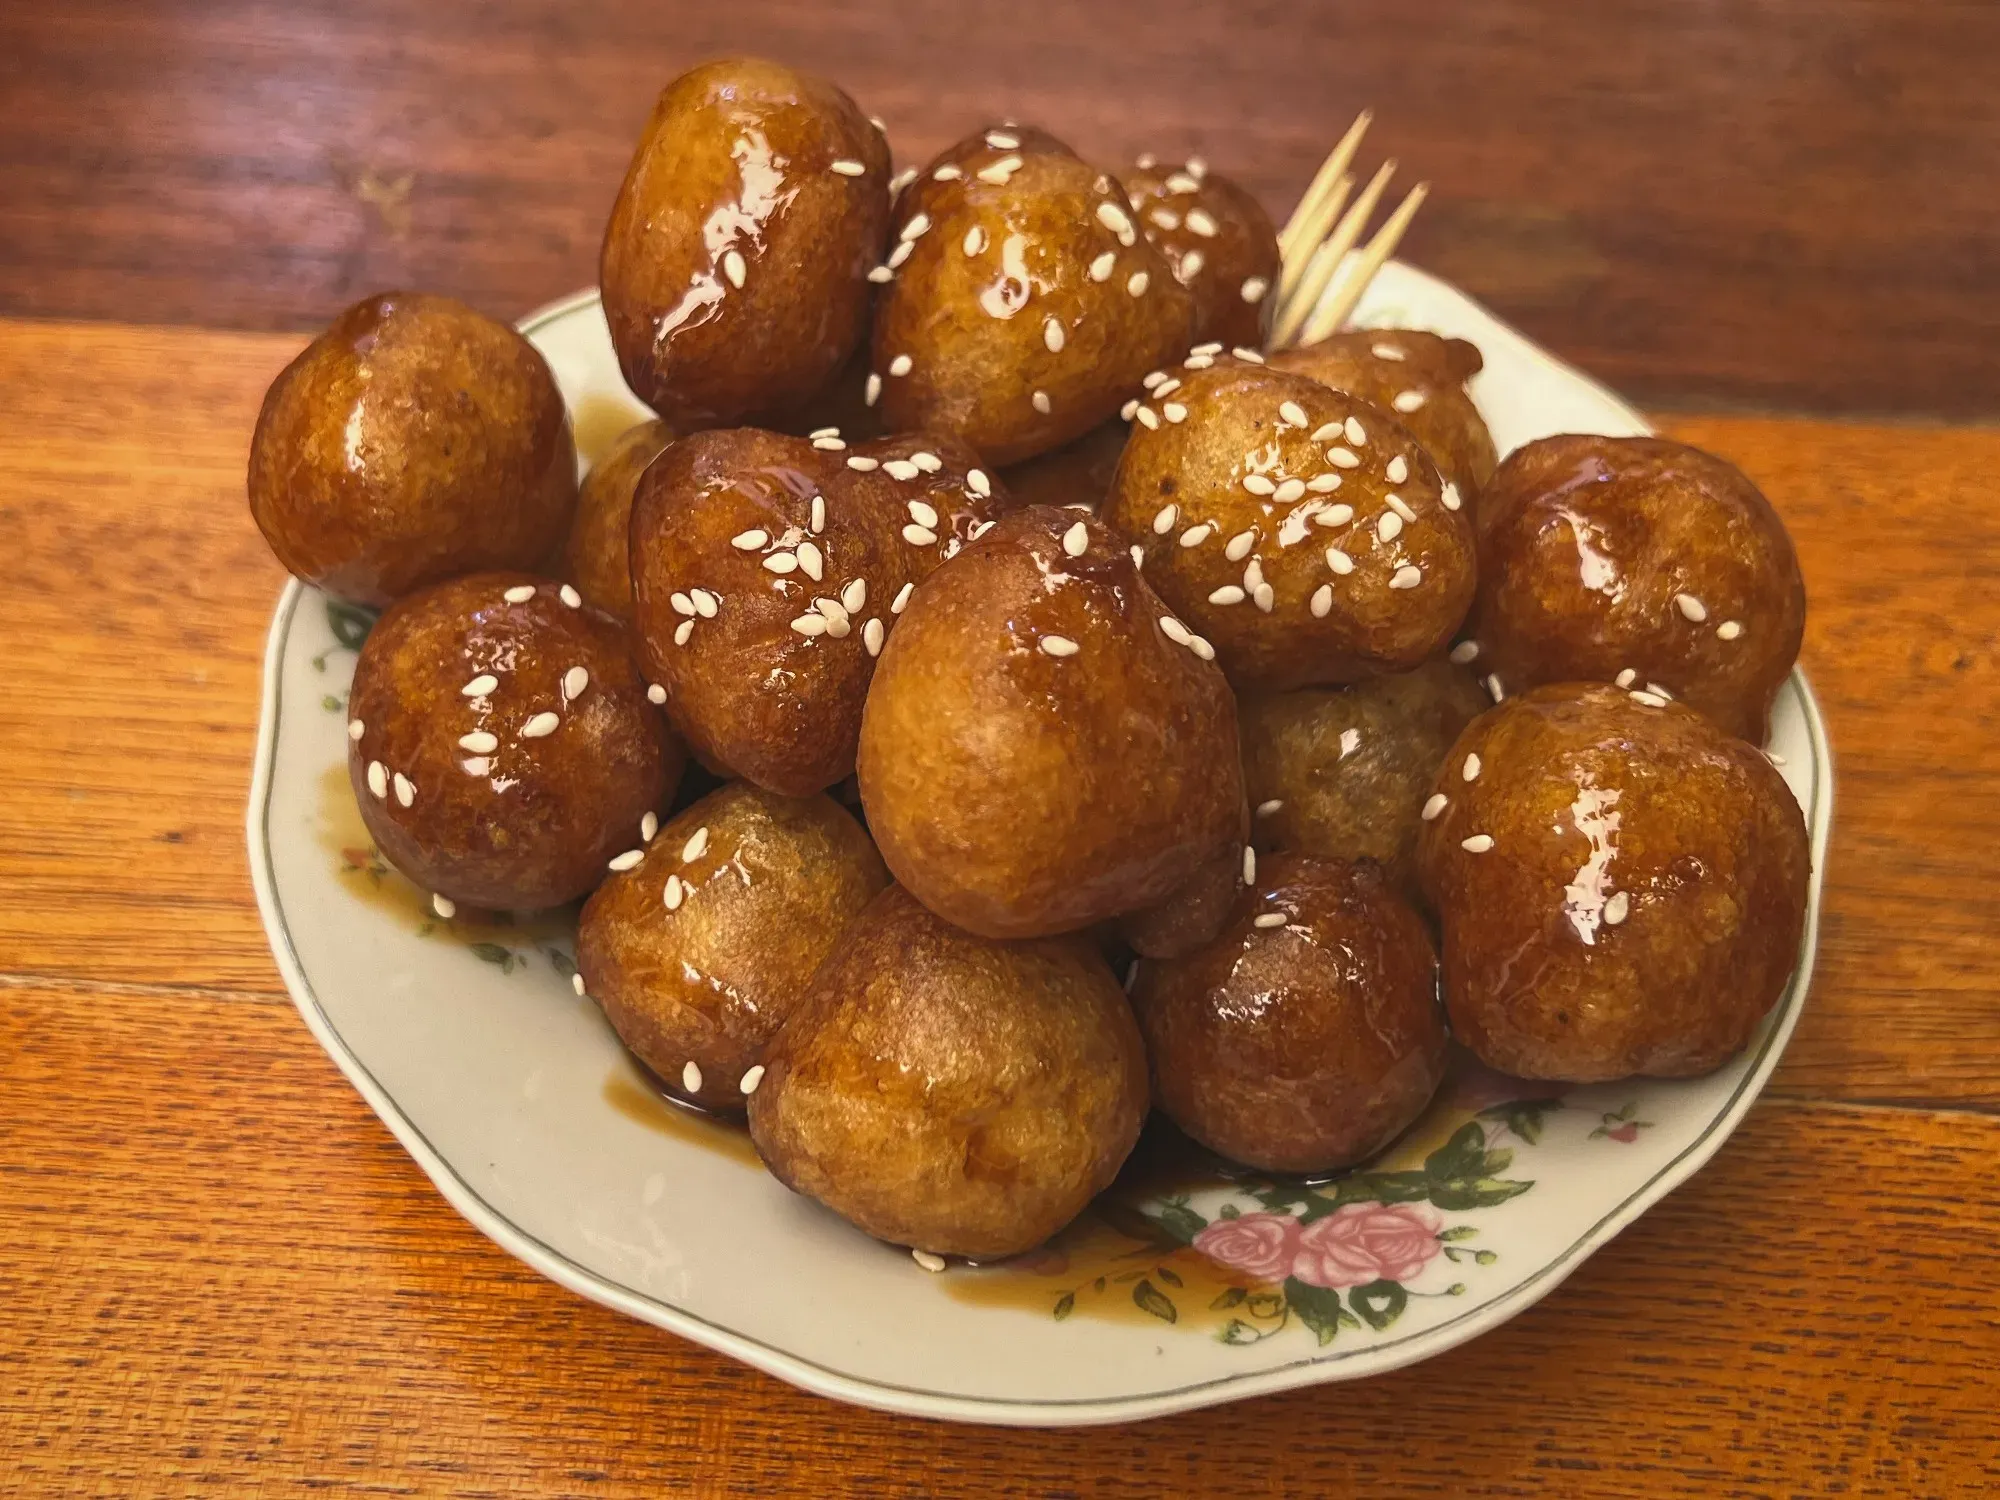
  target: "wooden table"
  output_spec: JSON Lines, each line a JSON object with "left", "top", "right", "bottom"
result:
{"left": 5, "top": 3, "right": 2000, "bottom": 1494}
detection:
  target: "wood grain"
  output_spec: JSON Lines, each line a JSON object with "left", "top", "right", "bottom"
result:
{"left": 5, "top": 3, "right": 2000, "bottom": 418}
{"left": 4, "top": 978, "right": 1997, "bottom": 1496}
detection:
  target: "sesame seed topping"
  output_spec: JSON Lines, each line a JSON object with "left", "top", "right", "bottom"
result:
{"left": 521, "top": 711, "right": 560, "bottom": 738}
{"left": 1461, "top": 834, "right": 1495, "bottom": 853}
{"left": 1166, "top": 171, "right": 1201, "bottom": 193}
{"left": 1385, "top": 455, "right": 1410, "bottom": 485}
{"left": 1341, "top": 417, "right": 1365, "bottom": 446}
{"left": 1183, "top": 354, "right": 1214, "bottom": 370}
{"left": 1160, "top": 403, "right": 1189, "bottom": 428}
{"left": 1242, "top": 846, "right": 1257, "bottom": 883}
{"left": 558, "top": 667, "right": 587, "bottom": 703}
{"left": 641, "top": 811, "right": 659, "bottom": 842}
{"left": 790, "top": 614, "right": 827, "bottom": 637}
{"left": 572, "top": 972, "right": 586, "bottom": 996}
{"left": 986, "top": 129, "right": 1020, "bottom": 149}
{"left": 673, "top": 620, "right": 694, "bottom": 646}
{"left": 1441, "top": 483, "right": 1463, "bottom": 512}
{"left": 867, "top": 266, "right": 893, "bottom": 283}
{"left": 890, "top": 583, "right": 916, "bottom": 616}
{"left": 1450, "top": 640, "right": 1481, "bottom": 665}
{"left": 392, "top": 772, "right": 415, "bottom": 807}
{"left": 462, "top": 674, "right": 498, "bottom": 697}
{"left": 1040, "top": 635, "right": 1080, "bottom": 658}
{"left": 1372, "top": 343, "right": 1406, "bottom": 361}
{"left": 1389, "top": 565, "right": 1422, "bottom": 589}
{"left": 812, "top": 435, "right": 847, "bottom": 451}
{"left": 1603, "top": 891, "right": 1631, "bottom": 926}
{"left": 1032, "top": 390, "right": 1052, "bottom": 414}
{"left": 1185, "top": 207, "right": 1219, "bottom": 237}
{"left": 690, "top": 588, "right": 718, "bottom": 617}
{"left": 722, "top": 249, "right": 746, "bottom": 288}
{"left": 1042, "top": 316, "right": 1068, "bottom": 352}
{"left": 863, "top": 372, "right": 882, "bottom": 406}
{"left": 906, "top": 498, "right": 940, "bottom": 528}
{"left": 1241, "top": 276, "right": 1269, "bottom": 303}
{"left": 1393, "top": 390, "right": 1427, "bottom": 413}
{"left": 1121, "top": 398, "right": 1139, "bottom": 421}
{"left": 846, "top": 455, "right": 881, "bottom": 472}
{"left": 739, "top": 1064, "right": 766, "bottom": 1095}
{"left": 882, "top": 458, "right": 919, "bottom": 482}
{"left": 1152, "top": 504, "right": 1179, "bottom": 535}
{"left": 556, "top": 584, "right": 580, "bottom": 609}
{"left": 1253, "top": 912, "right": 1287, "bottom": 929}
{"left": 1378, "top": 512, "right": 1404, "bottom": 543}
{"left": 1127, "top": 271, "right": 1149, "bottom": 296}
{"left": 1310, "top": 583, "right": 1334, "bottom": 617}
{"left": 1328, "top": 447, "right": 1359, "bottom": 469}
{"left": 1422, "top": 793, "right": 1448, "bottom": 821}
{"left": 1306, "top": 474, "right": 1343, "bottom": 494}
{"left": 902, "top": 523, "right": 938, "bottom": 546}
{"left": 1717, "top": 620, "right": 1745, "bottom": 640}
{"left": 913, "top": 1249, "right": 947, "bottom": 1273}
{"left": 955, "top": 470, "right": 987, "bottom": 502}
{"left": 1270, "top": 477, "right": 1305, "bottom": 505}
{"left": 1279, "top": 400, "right": 1310, "bottom": 429}
{"left": 834, "top": 579, "right": 865, "bottom": 615}
{"left": 889, "top": 166, "right": 916, "bottom": 193}
{"left": 1129, "top": 543, "right": 1144, "bottom": 567}
{"left": 1242, "top": 474, "right": 1277, "bottom": 496}
{"left": 647, "top": 683, "right": 667, "bottom": 704}
{"left": 433, "top": 893, "right": 456, "bottom": 919}
{"left": 900, "top": 212, "right": 931, "bottom": 242}
{"left": 1179, "top": 250, "right": 1205, "bottom": 278}
{"left": 1208, "top": 584, "right": 1247, "bottom": 606}
{"left": 1088, "top": 251, "right": 1117, "bottom": 283}
{"left": 1253, "top": 583, "right": 1275, "bottom": 612}
{"left": 1462, "top": 753, "right": 1482, "bottom": 782}
{"left": 1486, "top": 674, "right": 1505, "bottom": 702}
{"left": 1325, "top": 547, "right": 1354, "bottom": 575}
{"left": 1309, "top": 423, "right": 1342, "bottom": 443}
{"left": 347, "top": 718, "right": 365, "bottom": 741}
{"left": 1675, "top": 592, "right": 1709, "bottom": 622}
{"left": 1318, "top": 503, "right": 1354, "bottom": 526}
{"left": 458, "top": 731, "right": 497, "bottom": 753}
{"left": 1096, "top": 200, "right": 1136, "bottom": 244}
{"left": 1767, "top": 750, "right": 1789, "bottom": 765}
{"left": 795, "top": 543, "right": 823, "bottom": 582}
{"left": 1256, "top": 799, "right": 1283, "bottom": 818}
{"left": 1188, "top": 634, "right": 1216, "bottom": 661}
{"left": 1615, "top": 668, "right": 1638, "bottom": 688}
{"left": 1063, "top": 520, "right": 1089, "bottom": 556}
{"left": 972, "top": 520, "right": 997, "bottom": 542}
{"left": 672, "top": 591, "right": 698, "bottom": 616}
{"left": 765, "top": 553, "right": 801, "bottom": 577}
{"left": 934, "top": 164, "right": 962, "bottom": 180}
{"left": 887, "top": 241, "right": 914, "bottom": 269}
{"left": 1180, "top": 524, "right": 1214, "bottom": 547}
{"left": 1387, "top": 493, "right": 1418, "bottom": 524}
{"left": 1151, "top": 207, "right": 1180, "bottom": 232}
{"left": 1630, "top": 689, "right": 1670, "bottom": 708}
{"left": 682, "top": 1060, "right": 703, "bottom": 1093}
{"left": 977, "top": 155, "right": 1023, "bottom": 184}
{"left": 608, "top": 849, "right": 643, "bottom": 872}
{"left": 1225, "top": 529, "right": 1257, "bottom": 561}
{"left": 830, "top": 158, "right": 865, "bottom": 176}
{"left": 678, "top": 826, "right": 709, "bottom": 863}
{"left": 663, "top": 875, "right": 685, "bottom": 910}
{"left": 1135, "top": 405, "right": 1158, "bottom": 429}
{"left": 731, "top": 529, "right": 769, "bottom": 551}
{"left": 503, "top": 585, "right": 536, "bottom": 603}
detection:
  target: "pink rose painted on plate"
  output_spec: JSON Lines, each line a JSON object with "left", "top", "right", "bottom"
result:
{"left": 1289, "top": 1202, "right": 1443, "bottom": 1288}
{"left": 1190, "top": 1212, "right": 1300, "bottom": 1282}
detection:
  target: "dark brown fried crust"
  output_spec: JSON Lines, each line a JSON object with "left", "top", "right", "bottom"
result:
{"left": 558, "top": 418, "right": 674, "bottom": 626}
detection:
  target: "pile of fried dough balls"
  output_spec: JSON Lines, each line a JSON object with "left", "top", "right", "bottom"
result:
{"left": 247, "top": 58, "right": 1810, "bottom": 1263}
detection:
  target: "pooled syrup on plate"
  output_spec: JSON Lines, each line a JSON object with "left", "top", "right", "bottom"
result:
{"left": 602, "top": 1060, "right": 762, "bottom": 1167}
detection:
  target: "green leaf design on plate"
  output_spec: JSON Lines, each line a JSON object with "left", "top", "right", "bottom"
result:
{"left": 1052, "top": 1292, "right": 1074, "bottom": 1321}
{"left": 1282, "top": 1278, "right": 1349, "bottom": 1346}
{"left": 1155, "top": 1265, "right": 1183, "bottom": 1288}
{"left": 468, "top": 942, "right": 517, "bottom": 974}
{"left": 543, "top": 946, "right": 577, "bottom": 981}
{"left": 326, "top": 599, "right": 376, "bottom": 650}
{"left": 1131, "top": 1279, "right": 1177, "bottom": 1323}
{"left": 1428, "top": 1177, "right": 1534, "bottom": 1211}
{"left": 1424, "top": 1122, "right": 1489, "bottom": 1182}
{"left": 1219, "top": 1318, "right": 1261, "bottom": 1346}
{"left": 1151, "top": 1200, "right": 1206, "bottom": 1245}
{"left": 1210, "top": 1286, "right": 1247, "bottom": 1311}
{"left": 1349, "top": 1279, "right": 1408, "bottom": 1331}
{"left": 1478, "top": 1098, "right": 1563, "bottom": 1145}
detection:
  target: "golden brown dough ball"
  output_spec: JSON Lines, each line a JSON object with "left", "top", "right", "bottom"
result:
{"left": 1124, "top": 156, "right": 1280, "bottom": 349}
{"left": 557, "top": 418, "right": 674, "bottom": 626}
{"left": 1103, "top": 357, "right": 1476, "bottom": 689}
{"left": 577, "top": 783, "right": 888, "bottom": 1114}
{"left": 346, "top": 572, "right": 681, "bottom": 911}
{"left": 748, "top": 885, "right": 1148, "bottom": 1259}
{"left": 1132, "top": 853, "right": 1447, "bottom": 1174}
{"left": 1416, "top": 682, "right": 1810, "bottom": 1081}
{"left": 248, "top": 292, "right": 577, "bottom": 607}
{"left": 1270, "top": 329, "right": 1496, "bottom": 508}
{"left": 601, "top": 58, "right": 891, "bottom": 427}
{"left": 857, "top": 506, "right": 1245, "bottom": 939}
{"left": 997, "top": 418, "right": 1129, "bottom": 513}
{"left": 1465, "top": 434, "right": 1806, "bottom": 742}
{"left": 871, "top": 125, "right": 1195, "bottom": 464}
{"left": 1240, "top": 655, "right": 1490, "bottom": 892}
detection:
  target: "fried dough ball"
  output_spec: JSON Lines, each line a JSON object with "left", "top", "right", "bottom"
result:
{"left": 1466, "top": 434, "right": 1806, "bottom": 742}
{"left": 557, "top": 418, "right": 674, "bottom": 626}
{"left": 748, "top": 885, "right": 1148, "bottom": 1259}
{"left": 1104, "top": 358, "right": 1477, "bottom": 689}
{"left": 1116, "top": 835, "right": 1246, "bottom": 960}
{"left": 1416, "top": 682, "right": 1810, "bottom": 1081}
{"left": 1124, "top": 157, "right": 1279, "bottom": 349}
{"left": 577, "top": 783, "right": 888, "bottom": 1113}
{"left": 1240, "top": 656, "right": 1490, "bottom": 891}
{"left": 857, "top": 506, "right": 1245, "bottom": 939}
{"left": 871, "top": 125, "right": 1195, "bottom": 464}
{"left": 628, "top": 428, "right": 1007, "bottom": 795}
{"left": 998, "top": 418, "right": 1128, "bottom": 512}
{"left": 1270, "top": 330, "right": 1496, "bottom": 506}
{"left": 601, "top": 58, "right": 891, "bottom": 427}
{"left": 346, "top": 572, "right": 681, "bottom": 910}
{"left": 1132, "top": 853, "right": 1447, "bottom": 1174}
{"left": 248, "top": 292, "right": 577, "bottom": 607}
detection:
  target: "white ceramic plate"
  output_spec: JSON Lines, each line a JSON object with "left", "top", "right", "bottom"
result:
{"left": 248, "top": 265, "right": 1831, "bottom": 1427}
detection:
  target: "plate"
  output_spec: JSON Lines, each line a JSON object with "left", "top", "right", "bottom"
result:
{"left": 247, "top": 265, "right": 1831, "bottom": 1427}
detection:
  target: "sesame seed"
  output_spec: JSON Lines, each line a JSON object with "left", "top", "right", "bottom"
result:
{"left": 1179, "top": 250, "right": 1205, "bottom": 278}
{"left": 899, "top": 212, "right": 931, "bottom": 242}
{"left": 1389, "top": 565, "right": 1422, "bottom": 589}
{"left": 739, "top": 1064, "right": 766, "bottom": 1095}
{"left": 458, "top": 731, "right": 497, "bottom": 753}
{"left": 864, "top": 373, "right": 882, "bottom": 406}
{"left": 1462, "top": 753, "right": 1482, "bottom": 782}
{"left": 1151, "top": 207, "right": 1181, "bottom": 232}
{"left": 671, "top": 591, "right": 697, "bottom": 616}
{"left": 1319, "top": 503, "right": 1354, "bottom": 526}
{"left": 1135, "top": 405, "right": 1158, "bottom": 429}
{"left": 564, "top": 666, "right": 589, "bottom": 700}
{"left": 1385, "top": 455, "right": 1410, "bottom": 484}
{"left": 682, "top": 1060, "right": 703, "bottom": 1093}
{"left": 1241, "top": 276, "right": 1269, "bottom": 303}
{"left": 1127, "top": 271, "right": 1149, "bottom": 296}
{"left": 642, "top": 811, "right": 659, "bottom": 842}
{"left": 1185, "top": 207, "right": 1219, "bottom": 238}
{"left": 1393, "top": 390, "right": 1427, "bottom": 413}
{"left": 1166, "top": 171, "right": 1200, "bottom": 193}
{"left": 1325, "top": 547, "right": 1354, "bottom": 575}
{"left": 862, "top": 617, "right": 885, "bottom": 657}
{"left": 1063, "top": 520, "right": 1089, "bottom": 556}
{"left": 521, "top": 711, "right": 560, "bottom": 738}
{"left": 731, "top": 529, "right": 768, "bottom": 551}
{"left": 1150, "top": 400, "right": 1181, "bottom": 426}
{"left": 846, "top": 455, "right": 881, "bottom": 471}
{"left": 1225, "top": 529, "right": 1257, "bottom": 561}
{"left": 1461, "top": 834, "right": 1495, "bottom": 853}
{"left": 1629, "top": 690, "right": 1669, "bottom": 708}
{"left": 1378, "top": 512, "right": 1404, "bottom": 543}
{"left": 813, "top": 597, "right": 851, "bottom": 630}
{"left": 790, "top": 614, "right": 828, "bottom": 637}
{"left": 1256, "top": 799, "right": 1283, "bottom": 817}
{"left": 887, "top": 241, "right": 914, "bottom": 269}
{"left": 1328, "top": 447, "right": 1359, "bottom": 469}
{"left": 556, "top": 584, "right": 580, "bottom": 609}
{"left": 1441, "top": 483, "right": 1462, "bottom": 512}
{"left": 1032, "top": 390, "right": 1053, "bottom": 415}
{"left": 673, "top": 620, "right": 694, "bottom": 646}
{"left": 977, "top": 155, "right": 1022, "bottom": 184}
{"left": 392, "top": 772, "right": 415, "bottom": 807}
{"left": 830, "top": 158, "right": 865, "bottom": 176}
{"left": 1422, "top": 793, "right": 1448, "bottom": 821}
{"left": 1615, "top": 668, "right": 1637, "bottom": 688}
{"left": 678, "top": 827, "right": 709, "bottom": 863}
{"left": 907, "top": 498, "right": 940, "bottom": 528}
{"left": 503, "top": 584, "right": 536, "bottom": 603}
{"left": 1386, "top": 493, "right": 1418, "bottom": 523}
{"left": 812, "top": 435, "right": 847, "bottom": 451}
{"left": 1130, "top": 543, "right": 1144, "bottom": 567}
{"left": 1152, "top": 619, "right": 1189, "bottom": 652}
{"left": 764, "top": 553, "right": 801, "bottom": 577}
{"left": 962, "top": 468, "right": 990, "bottom": 499}
{"left": 1180, "top": 524, "right": 1214, "bottom": 547}
{"left": 971, "top": 520, "right": 996, "bottom": 541}
{"left": 1270, "top": 477, "right": 1306, "bottom": 505}
{"left": 1096, "top": 200, "right": 1136, "bottom": 244}
{"left": 572, "top": 972, "right": 586, "bottom": 995}
{"left": 1310, "top": 583, "right": 1334, "bottom": 616}
{"left": 889, "top": 167, "right": 916, "bottom": 193}
{"left": 1339, "top": 419, "right": 1364, "bottom": 447}
{"left": 1309, "top": 422, "right": 1342, "bottom": 442}
{"left": 1767, "top": 750, "right": 1789, "bottom": 766}
{"left": 690, "top": 588, "right": 718, "bottom": 617}
{"left": 347, "top": 718, "right": 365, "bottom": 741}
{"left": 1233, "top": 348, "right": 1266, "bottom": 364}
{"left": 1088, "top": 250, "right": 1116, "bottom": 282}
{"left": 1306, "top": 474, "right": 1343, "bottom": 494}
{"left": 1040, "top": 635, "right": 1080, "bottom": 658}
{"left": 1603, "top": 891, "right": 1630, "bottom": 926}
{"left": 1208, "top": 584, "right": 1247, "bottom": 605}
{"left": 1187, "top": 156, "right": 1208, "bottom": 178}
{"left": 796, "top": 543, "right": 823, "bottom": 581}
{"left": 722, "top": 249, "right": 746, "bottom": 288}
{"left": 1372, "top": 343, "right": 1406, "bottom": 361}
{"left": 1153, "top": 504, "right": 1179, "bottom": 534}
{"left": 1253, "top": 912, "right": 1287, "bottom": 929}
{"left": 461, "top": 674, "right": 498, "bottom": 697}
{"left": 1279, "top": 400, "right": 1310, "bottom": 428}
{"left": 810, "top": 495, "right": 828, "bottom": 533}
{"left": 1242, "top": 846, "right": 1257, "bottom": 883}
{"left": 647, "top": 684, "right": 666, "bottom": 704}
{"left": 1188, "top": 634, "right": 1216, "bottom": 661}
{"left": 1121, "top": 398, "right": 1140, "bottom": 421}
{"left": 1675, "top": 592, "right": 1709, "bottom": 622}
{"left": 836, "top": 579, "right": 866, "bottom": 615}
{"left": 1450, "top": 640, "right": 1481, "bottom": 665}
{"left": 902, "top": 523, "right": 938, "bottom": 546}
{"left": 867, "top": 266, "right": 893, "bottom": 283}
{"left": 1242, "top": 474, "right": 1276, "bottom": 496}
{"left": 1486, "top": 674, "right": 1505, "bottom": 702}
{"left": 882, "top": 458, "right": 919, "bottom": 481}
{"left": 986, "top": 129, "right": 1020, "bottom": 149}
{"left": 892, "top": 583, "right": 915, "bottom": 614}
{"left": 608, "top": 849, "right": 644, "bottom": 872}
{"left": 433, "top": 894, "right": 456, "bottom": 919}
{"left": 1253, "top": 583, "right": 1274, "bottom": 611}
{"left": 933, "top": 164, "right": 962, "bottom": 180}
{"left": 1717, "top": 620, "right": 1745, "bottom": 640}
{"left": 1183, "top": 354, "right": 1214, "bottom": 370}
{"left": 913, "top": 1249, "right": 947, "bottom": 1273}
{"left": 663, "top": 875, "right": 685, "bottom": 910}
{"left": 1042, "top": 316, "right": 1068, "bottom": 353}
